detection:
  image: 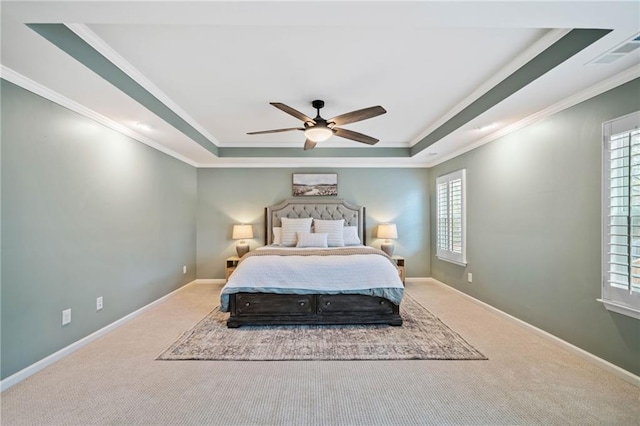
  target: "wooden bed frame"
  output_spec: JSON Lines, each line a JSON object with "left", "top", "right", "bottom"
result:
{"left": 226, "top": 198, "right": 403, "bottom": 328}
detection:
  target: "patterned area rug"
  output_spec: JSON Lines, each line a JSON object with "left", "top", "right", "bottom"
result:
{"left": 157, "top": 294, "right": 487, "bottom": 361}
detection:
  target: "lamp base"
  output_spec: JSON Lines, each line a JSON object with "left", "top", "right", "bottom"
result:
{"left": 236, "top": 242, "right": 250, "bottom": 257}
{"left": 381, "top": 242, "right": 394, "bottom": 256}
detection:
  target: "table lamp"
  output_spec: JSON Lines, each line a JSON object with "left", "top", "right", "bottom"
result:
{"left": 377, "top": 223, "right": 398, "bottom": 256}
{"left": 232, "top": 224, "right": 253, "bottom": 257}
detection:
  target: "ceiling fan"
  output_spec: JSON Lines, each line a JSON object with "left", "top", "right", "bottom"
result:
{"left": 247, "top": 100, "right": 386, "bottom": 150}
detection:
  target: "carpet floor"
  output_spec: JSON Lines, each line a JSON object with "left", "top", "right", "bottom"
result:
{"left": 157, "top": 294, "right": 487, "bottom": 361}
{"left": 1, "top": 281, "right": 638, "bottom": 425}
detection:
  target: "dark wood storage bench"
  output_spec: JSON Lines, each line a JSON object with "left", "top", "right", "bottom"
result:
{"left": 227, "top": 292, "right": 402, "bottom": 328}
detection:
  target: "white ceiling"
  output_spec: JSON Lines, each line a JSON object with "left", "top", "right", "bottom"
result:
{"left": 2, "top": 1, "right": 639, "bottom": 168}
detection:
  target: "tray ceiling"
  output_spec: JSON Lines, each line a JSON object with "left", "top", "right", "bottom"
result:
{"left": 1, "top": 1, "right": 639, "bottom": 167}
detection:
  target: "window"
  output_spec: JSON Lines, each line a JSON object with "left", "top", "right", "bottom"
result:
{"left": 601, "top": 111, "right": 640, "bottom": 320}
{"left": 436, "top": 169, "right": 467, "bottom": 266}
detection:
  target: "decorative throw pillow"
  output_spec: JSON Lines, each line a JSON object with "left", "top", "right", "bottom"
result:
{"left": 272, "top": 227, "right": 282, "bottom": 245}
{"left": 343, "top": 226, "right": 361, "bottom": 246}
{"left": 313, "top": 219, "right": 345, "bottom": 247}
{"left": 280, "top": 217, "right": 313, "bottom": 246}
{"left": 296, "top": 232, "right": 328, "bottom": 248}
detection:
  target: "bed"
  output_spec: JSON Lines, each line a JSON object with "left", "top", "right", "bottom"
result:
{"left": 221, "top": 198, "right": 404, "bottom": 328}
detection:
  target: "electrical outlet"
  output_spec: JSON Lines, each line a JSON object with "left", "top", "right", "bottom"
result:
{"left": 468, "top": 273, "right": 473, "bottom": 283}
{"left": 96, "top": 296, "right": 103, "bottom": 311}
{"left": 62, "top": 309, "right": 71, "bottom": 325}
{"left": 183, "top": 265, "right": 187, "bottom": 274}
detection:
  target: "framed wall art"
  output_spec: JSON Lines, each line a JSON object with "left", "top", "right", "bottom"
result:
{"left": 292, "top": 173, "right": 338, "bottom": 196}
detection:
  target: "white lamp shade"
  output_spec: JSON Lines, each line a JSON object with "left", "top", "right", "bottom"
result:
{"left": 377, "top": 223, "right": 398, "bottom": 239}
{"left": 304, "top": 126, "right": 333, "bottom": 142}
{"left": 232, "top": 224, "right": 253, "bottom": 240}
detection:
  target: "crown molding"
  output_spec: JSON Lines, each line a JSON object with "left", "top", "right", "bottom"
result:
{"left": 424, "top": 65, "right": 640, "bottom": 168}
{"left": 5, "top": 61, "right": 635, "bottom": 170}
{"left": 65, "top": 23, "right": 220, "bottom": 148}
{"left": 410, "top": 28, "right": 570, "bottom": 146}
{"left": 0, "top": 65, "right": 427, "bottom": 169}
{"left": 196, "top": 157, "right": 430, "bottom": 168}
{"left": 1, "top": 65, "right": 199, "bottom": 167}
{"left": 64, "top": 24, "right": 220, "bottom": 146}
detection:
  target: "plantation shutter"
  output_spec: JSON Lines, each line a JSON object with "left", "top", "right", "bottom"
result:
{"left": 436, "top": 169, "right": 466, "bottom": 266}
{"left": 602, "top": 112, "right": 640, "bottom": 319}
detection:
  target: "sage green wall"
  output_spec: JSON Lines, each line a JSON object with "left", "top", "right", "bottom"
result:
{"left": 1, "top": 81, "right": 198, "bottom": 380}
{"left": 429, "top": 78, "right": 640, "bottom": 375}
{"left": 197, "top": 168, "right": 430, "bottom": 279}
{"left": 4, "top": 69, "right": 636, "bottom": 383}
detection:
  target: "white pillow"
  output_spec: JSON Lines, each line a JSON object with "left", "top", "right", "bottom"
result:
{"left": 272, "top": 227, "right": 282, "bottom": 245}
{"left": 343, "top": 226, "right": 361, "bottom": 246}
{"left": 280, "top": 217, "right": 313, "bottom": 247}
{"left": 296, "top": 232, "right": 328, "bottom": 248}
{"left": 313, "top": 219, "right": 345, "bottom": 247}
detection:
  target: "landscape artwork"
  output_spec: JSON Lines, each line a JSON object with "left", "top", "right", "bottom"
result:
{"left": 292, "top": 173, "right": 338, "bottom": 196}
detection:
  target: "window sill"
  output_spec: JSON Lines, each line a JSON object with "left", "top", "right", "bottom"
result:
{"left": 436, "top": 256, "right": 467, "bottom": 267}
{"left": 597, "top": 299, "right": 640, "bottom": 320}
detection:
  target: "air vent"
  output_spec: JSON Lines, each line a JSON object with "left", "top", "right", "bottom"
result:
{"left": 589, "top": 32, "right": 640, "bottom": 65}
{"left": 612, "top": 43, "right": 640, "bottom": 54}
{"left": 593, "top": 54, "right": 628, "bottom": 64}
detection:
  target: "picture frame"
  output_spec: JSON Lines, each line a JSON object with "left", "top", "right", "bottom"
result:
{"left": 292, "top": 173, "right": 338, "bottom": 197}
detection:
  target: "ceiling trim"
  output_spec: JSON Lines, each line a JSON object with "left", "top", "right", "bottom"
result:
{"left": 410, "top": 28, "right": 613, "bottom": 156}
{"left": 5, "top": 63, "right": 637, "bottom": 170}
{"left": 409, "top": 28, "right": 569, "bottom": 146}
{"left": 17, "top": 19, "right": 628, "bottom": 167}
{"left": 422, "top": 65, "right": 640, "bottom": 168}
{"left": 29, "top": 23, "right": 410, "bottom": 160}
{"left": 197, "top": 157, "right": 428, "bottom": 169}
{"left": 0, "top": 65, "right": 421, "bottom": 169}
{"left": 27, "top": 22, "right": 614, "bottom": 161}
{"left": 26, "top": 23, "right": 220, "bottom": 157}
{"left": 218, "top": 147, "right": 410, "bottom": 158}
{"left": 65, "top": 23, "right": 221, "bottom": 149}
{"left": 0, "top": 65, "right": 199, "bottom": 167}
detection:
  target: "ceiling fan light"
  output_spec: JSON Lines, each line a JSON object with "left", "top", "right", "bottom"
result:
{"left": 304, "top": 126, "right": 333, "bottom": 142}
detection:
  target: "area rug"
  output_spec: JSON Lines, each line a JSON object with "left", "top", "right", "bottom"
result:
{"left": 157, "top": 294, "right": 487, "bottom": 361}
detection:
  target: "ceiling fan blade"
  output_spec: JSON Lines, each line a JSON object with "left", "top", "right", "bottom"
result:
{"left": 328, "top": 106, "right": 386, "bottom": 126}
{"left": 270, "top": 103, "right": 316, "bottom": 124}
{"left": 303, "top": 139, "right": 317, "bottom": 150}
{"left": 247, "top": 127, "right": 304, "bottom": 135}
{"left": 334, "top": 127, "right": 379, "bottom": 145}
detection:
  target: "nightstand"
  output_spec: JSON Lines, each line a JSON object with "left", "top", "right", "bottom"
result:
{"left": 391, "top": 256, "right": 405, "bottom": 284}
{"left": 225, "top": 256, "right": 240, "bottom": 281}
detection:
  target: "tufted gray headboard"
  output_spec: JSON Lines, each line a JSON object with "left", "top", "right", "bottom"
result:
{"left": 265, "top": 198, "right": 366, "bottom": 245}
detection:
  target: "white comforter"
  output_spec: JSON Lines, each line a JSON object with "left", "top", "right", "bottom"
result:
{"left": 220, "top": 246, "right": 404, "bottom": 311}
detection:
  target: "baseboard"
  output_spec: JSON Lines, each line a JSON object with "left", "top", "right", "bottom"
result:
{"left": 405, "top": 277, "right": 431, "bottom": 284}
{"left": 429, "top": 278, "right": 640, "bottom": 388}
{"left": 0, "top": 280, "right": 198, "bottom": 392}
{"left": 195, "top": 278, "right": 226, "bottom": 285}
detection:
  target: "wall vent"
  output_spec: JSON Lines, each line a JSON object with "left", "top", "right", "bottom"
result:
{"left": 589, "top": 32, "right": 640, "bottom": 65}
{"left": 612, "top": 43, "right": 640, "bottom": 54}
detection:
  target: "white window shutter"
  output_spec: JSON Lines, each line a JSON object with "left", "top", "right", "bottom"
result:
{"left": 601, "top": 111, "right": 640, "bottom": 319}
{"left": 436, "top": 169, "right": 467, "bottom": 266}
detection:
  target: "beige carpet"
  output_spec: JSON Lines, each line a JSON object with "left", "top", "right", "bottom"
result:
{"left": 1, "top": 281, "right": 638, "bottom": 425}
{"left": 157, "top": 294, "right": 487, "bottom": 361}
